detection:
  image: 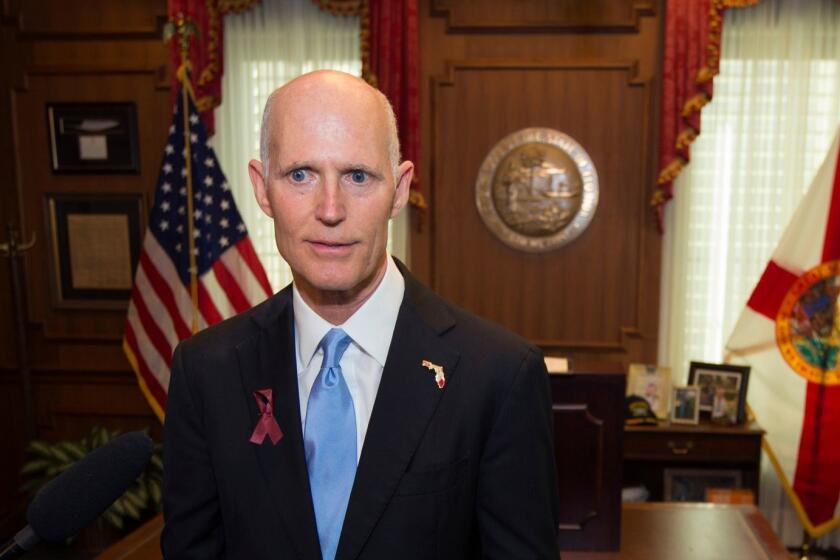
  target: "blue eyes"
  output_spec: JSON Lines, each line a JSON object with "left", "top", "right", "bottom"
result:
{"left": 287, "top": 169, "right": 370, "bottom": 185}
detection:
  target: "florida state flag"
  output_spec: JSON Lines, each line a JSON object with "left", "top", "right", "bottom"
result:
{"left": 726, "top": 127, "right": 840, "bottom": 536}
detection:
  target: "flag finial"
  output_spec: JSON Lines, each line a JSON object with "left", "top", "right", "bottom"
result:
{"left": 163, "top": 12, "right": 199, "bottom": 76}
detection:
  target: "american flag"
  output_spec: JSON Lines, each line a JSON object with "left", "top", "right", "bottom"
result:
{"left": 123, "top": 86, "right": 272, "bottom": 421}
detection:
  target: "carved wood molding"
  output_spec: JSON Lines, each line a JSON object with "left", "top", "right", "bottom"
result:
{"left": 39, "top": 327, "right": 125, "bottom": 343}
{"left": 431, "top": 0, "right": 655, "bottom": 33}
{"left": 534, "top": 326, "right": 645, "bottom": 353}
{"left": 13, "top": 65, "right": 169, "bottom": 93}
{"left": 28, "top": 369, "right": 135, "bottom": 384}
{"left": 14, "top": 11, "right": 167, "bottom": 40}
{"left": 433, "top": 59, "right": 645, "bottom": 87}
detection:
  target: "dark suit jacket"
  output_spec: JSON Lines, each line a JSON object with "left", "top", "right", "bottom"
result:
{"left": 162, "top": 260, "right": 560, "bottom": 559}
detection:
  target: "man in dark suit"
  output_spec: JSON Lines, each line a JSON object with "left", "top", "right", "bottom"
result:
{"left": 162, "top": 70, "right": 560, "bottom": 559}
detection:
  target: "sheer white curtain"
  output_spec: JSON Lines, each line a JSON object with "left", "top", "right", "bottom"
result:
{"left": 658, "top": 0, "right": 840, "bottom": 546}
{"left": 213, "top": 0, "right": 407, "bottom": 291}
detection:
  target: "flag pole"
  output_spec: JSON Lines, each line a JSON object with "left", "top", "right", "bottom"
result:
{"left": 172, "top": 14, "right": 200, "bottom": 334}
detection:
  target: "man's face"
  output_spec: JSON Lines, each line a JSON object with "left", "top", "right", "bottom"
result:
{"left": 249, "top": 75, "right": 412, "bottom": 301}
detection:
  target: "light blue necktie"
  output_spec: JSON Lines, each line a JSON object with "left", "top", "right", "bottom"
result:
{"left": 304, "top": 328, "right": 356, "bottom": 560}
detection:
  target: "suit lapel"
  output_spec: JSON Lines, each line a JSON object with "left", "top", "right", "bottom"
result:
{"left": 235, "top": 288, "right": 322, "bottom": 560}
{"left": 337, "top": 268, "right": 460, "bottom": 560}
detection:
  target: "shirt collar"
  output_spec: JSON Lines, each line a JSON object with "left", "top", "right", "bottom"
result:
{"left": 293, "top": 256, "right": 405, "bottom": 371}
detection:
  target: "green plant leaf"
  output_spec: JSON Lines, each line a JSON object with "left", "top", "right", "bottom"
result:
{"left": 125, "top": 488, "right": 147, "bottom": 509}
{"left": 27, "top": 440, "right": 53, "bottom": 458}
{"left": 102, "top": 508, "right": 124, "bottom": 530}
{"left": 137, "top": 484, "right": 150, "bottom": 503}
{"left": 149, "top": 480, "right": 162, "bottom": 504}
{"left": 95, "top": 429, "right": 106, "bottom": 448}
{"left": 109, "top": 498, "right": 126, "bottom": 516}
{"left": 150, "top": 455, "right": 163, "bottom": 470}
{"left": 90, "top": 427, "right": 105, "bottom": 448}
{"left": 122, "top": 498, "right": 141, "bottom": 520}
{"left": 49, "top": 446, "right": 70, "bottom": 464}
{"left": 58, "top": 441, "right": 86, "bottom": 461}
{"left": 20, "top": 459, "right": 51, "bottom": 476}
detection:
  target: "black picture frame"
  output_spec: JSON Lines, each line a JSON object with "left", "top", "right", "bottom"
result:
{"left": 47, "top": 103, "right": 139, "bottom": 173}
{"left": 45, "top": 193, "right": 144, "bottom": 309}
{"left": 688, "top": 361, "right": 751, "bottom": 425}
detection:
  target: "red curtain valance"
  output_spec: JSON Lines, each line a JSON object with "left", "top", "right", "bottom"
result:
{"left": 652, "top": 0, "right": 759, "bottom": 231}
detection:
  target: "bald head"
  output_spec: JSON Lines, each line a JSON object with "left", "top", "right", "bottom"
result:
{"left": 247, "top": 69, "right": 414, "bottom": 321}
{"left": 259, "top": 70, "right": 400, "bottom": 180}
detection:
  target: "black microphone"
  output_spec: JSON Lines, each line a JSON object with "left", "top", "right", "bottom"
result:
{"left": 0, "top": 431, "right": 153, "bottom": 559}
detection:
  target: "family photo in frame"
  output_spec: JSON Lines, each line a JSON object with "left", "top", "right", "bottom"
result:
{"left": 688, "top": 362, "right": 751, "bottom": 425}
{"left": 671, "top": 386, "right": 700, "bottom": 425}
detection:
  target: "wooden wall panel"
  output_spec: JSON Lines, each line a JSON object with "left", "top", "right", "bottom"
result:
{"left": 431, "top": 62, "right": 649, "bottom": 346}
{"left": 16, "top": 0, "right": 164, "bottom": 36}
{"left": 33, "top": 373, "right": 164, "bottom": 443}
{"left": 17, "top": 70, "right": 168, "bottom": 336}
{"left": 414, "top": 0, "right": 663, "bottom": 366}
{"left": 0, "top": 0, "right": 167, "bottom": 540}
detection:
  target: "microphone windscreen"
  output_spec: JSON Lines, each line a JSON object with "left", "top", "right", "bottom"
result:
{"left": 26, "top": 431, "right": 153, "bottom": 542}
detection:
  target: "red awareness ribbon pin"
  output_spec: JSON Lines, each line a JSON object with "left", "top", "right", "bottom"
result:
{"left": 249, "top": 388, "right": 283, "bottom": 445}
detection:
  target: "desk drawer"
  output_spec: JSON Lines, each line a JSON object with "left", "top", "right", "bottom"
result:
{"left": 624, "top": 432, "right": 761, "bottom": 463}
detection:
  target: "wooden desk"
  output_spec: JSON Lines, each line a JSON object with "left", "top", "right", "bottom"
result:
{"left": 565, "top": 503, "right": 790, "bottom": 560}
{"left": 550, "top": 369, "right": 625, "bottom": 551}
{"left": 100, "top": 504, "right": 789, "bottom": 560}
{"left": 624, "top": 421, "right": 765, "bottom": 501}
{"left": 97, "top": 515, "right": 161, "bottom": 560}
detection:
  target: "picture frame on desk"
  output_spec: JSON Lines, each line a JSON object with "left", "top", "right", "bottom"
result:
{"left": 626, "top": 363, "right": 672, "bottom": 420}
{"left": 688, "top": 361, "right": 751, "bottom": 424}
{"left": 670, "top": 385, "right": 700, "bottom": 425}
{"left": 664, "top": 468, "right": 742, "bottom": 502}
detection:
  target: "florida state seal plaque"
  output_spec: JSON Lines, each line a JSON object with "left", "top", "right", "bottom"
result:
{"left": 475, "top": 127, "right": 598, "bottom": 253}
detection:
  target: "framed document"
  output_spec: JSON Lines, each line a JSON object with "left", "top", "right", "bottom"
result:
{"left": 47, "top": 103, "right": 139, "bottom": 173}
{"left": 46, "top": 193, "right": 144, "bottom": 309}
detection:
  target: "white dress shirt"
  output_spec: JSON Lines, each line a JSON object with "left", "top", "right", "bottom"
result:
{"left": 293, "top": 256, "right": 405, "bottom": 460}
